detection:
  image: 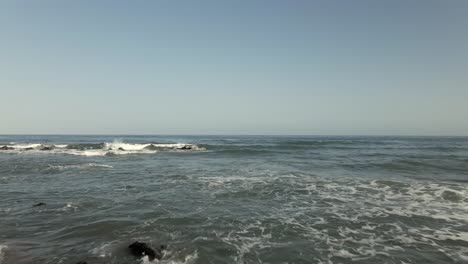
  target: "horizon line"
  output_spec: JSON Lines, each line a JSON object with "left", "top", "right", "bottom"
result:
{"left": 1, "top": 133, "right": 467, "bottom": 138}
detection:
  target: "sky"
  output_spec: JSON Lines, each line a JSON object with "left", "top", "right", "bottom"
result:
{"left": 1, "top": 0, "right": 467, "bottom": 135}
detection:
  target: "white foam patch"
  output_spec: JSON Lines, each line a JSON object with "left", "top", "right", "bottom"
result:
{"left": 48, "top": 163, "right": 113, "bottom": 170}
{"left": 140, "top": 250, "right": 198, "bottom": 264}
{"left": 90, "top": 241, "right": 115, "bottom": 258}
{"left": 57, "top": 202, "right": 80, "bottom": 212}
{"left": 195, "top": 172, "right": 468, "bottom": 262}
{"left": 9, "top": 143, "right": 42, "bottom": 149}
{"left": 104, "top": 142, "right": 151, "bottom": 151}
{"left": 0, "top": 245, "right": 7, "bottom": 264}
{"left": 79, "top": 150, "right": 109, "bottom": 157}
{"left": 109, "top": 149, "right": 158, "bottom": 155}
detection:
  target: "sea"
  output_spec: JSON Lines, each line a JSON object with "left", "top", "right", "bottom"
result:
{"left": 0, "top": 135, "right": 467, "bottom": 264}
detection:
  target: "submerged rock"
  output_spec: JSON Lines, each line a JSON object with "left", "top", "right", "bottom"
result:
{"left": 76, "top": 262, "right": 87, "bottom": 264}
{"left": 0, "top": 146, "right": 14, "bottom": 150}
{"left": 180, "top": 145, "right": 192, "bottom": 150}
{"left": 40, "top": 146, "right": 52, "bottom": 151}
{"left": 33, "top": 202, "right": 46, "bottom": 207}
{"left": 118, "top": 147, "right": 125, "bottom": 151}
{"left": 23, "top": 147, "right": 34, "bottom": 151}
{"left": 128, "top": 241, "right": 163, "bottom": 260}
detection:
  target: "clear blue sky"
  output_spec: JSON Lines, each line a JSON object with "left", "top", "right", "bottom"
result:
{"left": 1, "top": 0, "right": 467, "bottom": 135}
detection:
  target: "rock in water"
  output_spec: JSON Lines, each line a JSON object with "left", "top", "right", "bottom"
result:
{"left": 33, "top": 202, "right": 46, "bottom": 207}
{"left": 0, "top": 146, "right": 13, "bottom": 150}
{"left": 118, "top": 147, "right": 125, "bottom": 151}
{"left": 128, "top": 241, "right": 162, "bottom": 260}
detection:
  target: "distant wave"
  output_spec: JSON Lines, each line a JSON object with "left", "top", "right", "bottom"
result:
{"left": 0, "top": 141, "right": 204, "bottom": 156}
{"left": 340, "top": 158, "right": 468, "bottom": 175}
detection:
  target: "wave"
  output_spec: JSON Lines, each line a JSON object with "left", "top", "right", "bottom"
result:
{"left": 0, "top": 245, "right": 6, "bottom": 264}
{"left": 278, "top": 139, "right": 360, "bottom": 146}
{"left": 341, "top": 158, "right": 468, "bottom": 176}
{"left": 47, "top": 163, "right": 113, "bottom": 170}
{"left": 0, "top": 141, "right": 204, "bottom": 156}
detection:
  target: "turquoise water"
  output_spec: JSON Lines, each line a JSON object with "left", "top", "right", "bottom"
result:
{"left": 1, "top": 135, "right": 468, "bottom": 263}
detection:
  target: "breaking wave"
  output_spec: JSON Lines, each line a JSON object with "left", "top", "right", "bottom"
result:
{"left": 0, "top": 245, "right": 6, "bottom": 264}
{"left": 0, "top": 141, "right": 204, "bottom": 156}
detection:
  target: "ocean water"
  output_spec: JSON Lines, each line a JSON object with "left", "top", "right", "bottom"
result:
{"left": 0, "top": 135, "right": 468, "bottom": 264}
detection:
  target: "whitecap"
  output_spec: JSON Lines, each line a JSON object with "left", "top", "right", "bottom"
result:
{"left": 105, "top": 141, "right": 152, "bottom": 151}
{"left": 0, "top": 245, "right": 7, "bottom": 264}
{"left": 139, "top": 250, "right": 198, "bottom": 264}
{"left": 10, "top": 143, "right": 42, "bottom": 149}
{"left": 48, "top": 163, "right": 113, "bottom": 170}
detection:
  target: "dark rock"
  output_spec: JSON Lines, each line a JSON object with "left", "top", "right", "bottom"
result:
{"left": 76, "top": 262, "right": 87, "bottom": 264}
{"left": 40, "top": 146, "right": 52, "bottom": 151}
{"left": 24, "top": 147, "right": 34, "bottom": 151}
{"left": 0, "top": 146, "right": 14, "bottom": 150}
{"left": 33, "top": 202, "right": 46, "bottom": 207}
{"left": 442, "top": 190, "right": 462, "bottom": 202}
{"left": 180, "top": 145, "right": 192, "bottom": 150}
{"left": 144, "top": 144, "right": 157, "bottom": 150}
{"left": 118, "top": 147, "right": 125, "bottom": 151}
{"left": 128, "top": 241, "right": 162, "bottom": 260}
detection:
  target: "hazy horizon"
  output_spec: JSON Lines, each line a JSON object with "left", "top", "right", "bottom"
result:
{"left": 1, "top": 1, "right": 467, "bottom": 136}
{"left": 1, "top": 133, "right": 468, "bottom": 138}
